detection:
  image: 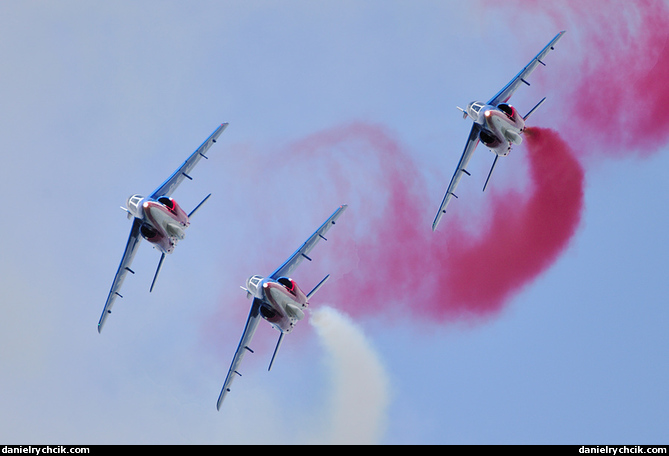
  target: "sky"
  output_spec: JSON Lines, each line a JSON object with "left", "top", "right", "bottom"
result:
{"left": 0, "top": 0, "right": 667, "bottom": 445}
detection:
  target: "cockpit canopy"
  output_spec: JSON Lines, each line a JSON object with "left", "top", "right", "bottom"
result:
{"left": 466, "top": 101, "right": 486, "bottom": 120}
{"left": 245, "top": 275, "right": 264, "bottom": 297}
{"left": 126, "top": 194, "right": 145, "bottom": 219}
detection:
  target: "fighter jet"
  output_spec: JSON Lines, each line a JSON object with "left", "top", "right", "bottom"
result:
{"left": 216, "top": 204, "right": 348, "bottom": 410}
{"left": 98, "top": 123, "right": 228, "bottom": 333}
{"left": 432, "top": 31, "right": 565, "bottom": 231}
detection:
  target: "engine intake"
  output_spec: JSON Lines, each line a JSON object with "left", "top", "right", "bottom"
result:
{"left": 140, "top": 223, "right": 159, "bottom": 241}
{"left": 498, "top": 103, "right": 523, "bottom": 126}
{"left": 158, "top": 196, "right": 175, "bottom": 211}
{"left": 479, "top": 129, "right": 501, "bottom": 148}
{"left": 277, "top": 277, "right": 295, "bottom": 292}
{"left": 259, "top": 304, "right": 277, "bottom": 320}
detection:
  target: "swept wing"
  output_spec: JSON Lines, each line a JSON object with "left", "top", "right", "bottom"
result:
{"left": 269, "top": 204, "right": 348, "bottom": 280}
{"left": 98, "top": 218, "right": 142, "bottom": 332}
{"left": 432, "top": 124, "right": 480, "bottom": 231}
{"left": 487, "top": 31, "right": 565, "bottom": 106}
{"left": 150, "top": 123, "right": 228, "bottom": 199}
{"left": 217, "top": 298, "right": 262, "bottom": 410}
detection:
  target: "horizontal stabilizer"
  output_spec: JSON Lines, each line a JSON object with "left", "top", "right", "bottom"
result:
{"left": 150, "top": 253, "right": 166, "bottom": 292}
{"left": 188, "top": 193, "right": 212, "bottom": 218}
{"left": 268, "top": 332, "right": 284, "bottom": 371}
{"left": 307, "top": 274, "right": 330, "bottom": 300}
{"left": 120, "top": 206, "right": 133, "bottom": 219}
{"left": 240, "top": 286, "right": 252, "bottom": 299}
{"left": 483, "top": 155, "right": 499, "bottom": 192}
{"left": 456, "top": 106, "right": 468, "bottom": 119}
{"left": 523, "top": 97, "right": 546, "bottom": 121}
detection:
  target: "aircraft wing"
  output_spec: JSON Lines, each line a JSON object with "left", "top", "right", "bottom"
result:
{"left": 269, "top": 204, "right": 348, "bottom": 280}
{"left": 98, "top": 218, "right": 143, "bottom": 333}
{"left": 487, "top": 31, "right": 565, "bottom": 107}
{"left": 149, "top": 123, "right": 228, "bottom": 199}
{"left": 432, "top": 124, "right": 481, "bottom": 231}
{"left": 217, "top": 298, "right": 262, "bottom": 410}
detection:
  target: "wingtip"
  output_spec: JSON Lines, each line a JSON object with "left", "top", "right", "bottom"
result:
{"left": 216, "top": 391, "right": 227, "bottom": 411}
{"left": 432, "top": 213, "right": 442, "bottom": 232}
{"left": 215, "top": 123, "right": 229, "bottom": 136}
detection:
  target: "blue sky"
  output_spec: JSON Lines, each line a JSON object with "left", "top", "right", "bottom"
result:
{"left": 0, "top": 1, "right": 667, "bottom": 444}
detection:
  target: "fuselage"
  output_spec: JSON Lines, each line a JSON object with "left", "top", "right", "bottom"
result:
{"left": 245, "top": 274, "right": 309, "bottom": 334}
{"left": 466, "top": 101, "right": 525, "bottom": 156}
{"left": 126, "top": 194, "right": 190, "bottom": 254}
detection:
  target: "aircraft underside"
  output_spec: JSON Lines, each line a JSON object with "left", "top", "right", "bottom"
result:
{"left": 479, "top": 104, "right": 525, "bottom": 156}
{"left": 140, "top": 198, "right": 190, "bottom": 254}
{"left": 262, "top": 280, "right": 308, "bottom": 333}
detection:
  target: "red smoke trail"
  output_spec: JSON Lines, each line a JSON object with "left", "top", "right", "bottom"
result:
{"left": 307, "top": 2, "right": 669, "bottom": 322}
{"left": 219, "top": 1, "right": 669, "bottom": 326}
{"left": 432, "top": 127, "right": 583, "bottom": 317}
{"left": 489, "top": 0, "right": 669, "bottom": 157}
{"left": 286, "top": 123, "right": 584, "bottom": 321}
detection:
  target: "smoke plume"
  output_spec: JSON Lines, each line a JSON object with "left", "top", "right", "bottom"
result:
{"left": 310, "top": 306, "right": 390, "bottom": 444}
{"left": 286, "top": 1, "right": 669, "bottom": 321}
{"left": 490, "top": 0, "right": 669, "bottom": 157}
{"left": 284, "top": 123, "right": 584, "bottom": 321}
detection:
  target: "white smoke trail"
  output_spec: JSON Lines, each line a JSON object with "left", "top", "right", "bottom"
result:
{"left": 310, "top": 306, "right": 391, "bottom": 445}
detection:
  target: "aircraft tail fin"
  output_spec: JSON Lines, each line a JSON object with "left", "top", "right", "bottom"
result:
{"left": 307, "top": 274, "right": 330, "bottom": 300}
{"left": 483, "top": 155, "right": 499, "bottom": 192}
{"left": 268, "top": 332, "right": 284, "bottom": 371}
{"left": 150, "top": 253, "right": 166, "bottom": 292}
{"left": 188, "top": 193, "right": 212, "bottom": 218}
{"left": 523, "top": 97, "right": 546, "bottom": 121}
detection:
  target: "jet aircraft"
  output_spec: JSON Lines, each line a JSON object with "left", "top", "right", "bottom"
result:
{"left": 98, "top": 123, "right": 229, "bottom": 333}
{"left": 216, "top": 204, "right": 348, "bottom": 410}
{"left": 432, "top": 31, "right": 565, "bottom": 231}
